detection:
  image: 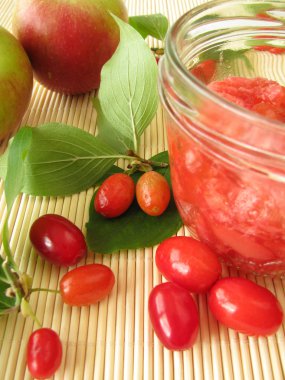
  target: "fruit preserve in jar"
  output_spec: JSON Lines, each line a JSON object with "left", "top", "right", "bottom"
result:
{"left": 159, "top": 0, "right": 285, "bottom": 275}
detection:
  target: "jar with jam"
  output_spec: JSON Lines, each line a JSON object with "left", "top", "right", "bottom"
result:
{"left": 159, "top": 0, "right": 285, "bottom": 275}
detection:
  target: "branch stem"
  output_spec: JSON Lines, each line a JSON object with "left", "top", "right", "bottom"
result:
{"left": 125, "top": 151, "right": 168, "bottom": 168}
{"left": 2, "top": 217, "right": 19, "bottom": 272}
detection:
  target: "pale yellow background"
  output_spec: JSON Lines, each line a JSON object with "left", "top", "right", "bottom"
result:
{"left": 0, "top": 0, "right": 284, "bottom": 379}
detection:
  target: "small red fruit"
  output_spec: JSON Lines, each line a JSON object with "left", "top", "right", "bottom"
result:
{"left": 60, "top": 263, "right": 115, "bottom": 306}
{"left": 190, "top": 59, "right": 216, "bottom": 84}
{"left": 95, "top": 173, "right": 135, "bottom": 218}
{"left": 208, "top": 277, "right": 284, "bottom": 336}
{"left": 253, "top": 35, "right": 285, "bottom": 55}
{"left": 253, "top": 44, "right": 285, "bottom": 54}
{"left": 27, "top": 328, "right": 62, "bottom": 379}
{"left": 136, "top": 171, "right": 171, "bottom": 216}
{"left": 149, "top": 282, "right": 199, "bottom": 350}
{"left": 156, "top": 236, "right": 222, "bottom": 293}
{"left": 30, "top": 214, "right": 87, "bottom": 266}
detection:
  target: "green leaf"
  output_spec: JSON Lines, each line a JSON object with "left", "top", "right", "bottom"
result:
{"left": 129, "top": 14, "right": 169, "bottom": 40}
{"left": 199, "top": 47, "right": 250, "bottom": 63}
{"left": 222, "top": 49, "right": 250, "bottom": 61}
{"left": 191, "top": 14, "right": 220, "bottom": 24}
{"left": 246, "top": 38, "right": 285, "bottom": 48}
{"left": 197, "top": 46, "right": 253, "bottom": 71}
{"left": 22, "top": 123, "right": 120, "bottom": 196}
{"left": 2, "top": 128, "right": 33, "bottom": 272}
{"left": 95, "top": 15, "right": 159, "bottom": 154}
{"left": 4, "top": 127, "right": 33, "bottom": 212}
{"left": 86, "top": 152, "right": 183, "bottom": 254}
{"left": 0, "top": 256, "right": 21, "bottom": 315}
{"left": 93, "top": 164, "right": 124, "bottom": 187}
{"left": 244, "top": 2, "right": 274, "bottom": 15}
{"left": 0, "top": 146, "right": 8, "bottom": 180}
{"left": 94, "top": 97, "right": 134, "bottom": 155}
{"left": 0, "top": 258, "right": 9, "bottom": 284}
{"left": 222, "top": 49, "right": 253, "bottom": 71}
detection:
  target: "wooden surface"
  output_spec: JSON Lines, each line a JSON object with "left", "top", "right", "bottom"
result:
{"left": 0, "top": 0, "right": 285, "bottom": 379}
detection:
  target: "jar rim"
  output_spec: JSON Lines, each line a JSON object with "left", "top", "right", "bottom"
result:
{"left": 165, "top": 0, "right": 285, "bottom": 134}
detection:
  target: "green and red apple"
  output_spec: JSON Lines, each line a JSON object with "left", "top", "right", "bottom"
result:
{"left": 12, "top": 0, "right": 128, "bottom": 94}
{"left": 0, "top": 26, "right": 33, "bottom": 154}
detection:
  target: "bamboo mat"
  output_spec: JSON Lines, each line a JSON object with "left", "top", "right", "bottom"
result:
{"left": 0, "top": 0, "right": 285, "bottom": 379}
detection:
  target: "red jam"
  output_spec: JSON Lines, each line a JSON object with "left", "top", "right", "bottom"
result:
{"left": 208, "top": 77, "right": 285, "bottom": 123}
{"left": 167, "top": 77, "right": 285, "bottom": 275}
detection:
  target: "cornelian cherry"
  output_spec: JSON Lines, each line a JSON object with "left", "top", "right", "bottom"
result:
{"left": 136, "top": 171, "right": 170, "bottom": 216}
{"left": 60, "top": 263, "right": 115, "bottom": 306}
{"left": 156, "top": 236, "right": 222, "bottom": 293}
{"left": 27, "top": 328, "right": 62, "bottom": 379}
{"left": 190, "top": 59, "right": 216, "bottom": 84}
{"left": 149, "top": 282, "right": 199, "bottom": 350}
{"left": 95, "top": 173, "right": 135, "bottom": 218}
{"left": 30, "top": 214, "right": 87, "bottom": 266}
{"left": 209, "top": 278, "right": 284, "bottom": 336}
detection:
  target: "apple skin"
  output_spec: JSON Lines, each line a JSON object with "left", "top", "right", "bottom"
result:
{"left": 0, "top": 26, "right": 33, "bottom": 153}
{"left": 12, "top": 0, "right": 128, "bottom": 94}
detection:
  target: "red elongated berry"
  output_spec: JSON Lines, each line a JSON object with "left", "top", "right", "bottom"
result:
{"left": 27, "top": 328, "right": 62, "bottom": 379}
{"left": 156, "top": 236, "right": 221, "bottom": 293}
{"left": 208, "top": 277, "right": 284, "bottom": 336}
{"left": 149, "top": 282, "right": 199, "bottom": 350}
{"left": 95, "top": 173, "right": 135, "bottom": 218}
{"left": 30, "top": 214, "right": 87, "bottom": 266}
{"left": 60, "top": 263, "right": 115, "bottom": 306}
{"left": 136, "top": 171, "right": 170, "bottom": 216}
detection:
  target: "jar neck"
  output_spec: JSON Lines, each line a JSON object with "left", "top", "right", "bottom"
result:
{"left": 159, "top": 0, "right": 285, "bottom": 176}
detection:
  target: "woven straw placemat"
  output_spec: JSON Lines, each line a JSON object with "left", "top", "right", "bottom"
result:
{"left": 0, "top": 0, "right": 284, "bottom": 379}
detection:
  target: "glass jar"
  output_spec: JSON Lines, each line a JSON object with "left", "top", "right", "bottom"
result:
{"left": 159, "top": 0, "right": 285, "bottom": 275}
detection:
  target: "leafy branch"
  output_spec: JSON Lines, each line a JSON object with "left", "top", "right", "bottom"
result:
{"left": 0, "top": 15, "right": 167, "bottom": 196}
{"left": 0, "top": 128, "right": 33, "bottom": 315}
{"left": 0, "top": 14, "right": 180, "bottom": 316}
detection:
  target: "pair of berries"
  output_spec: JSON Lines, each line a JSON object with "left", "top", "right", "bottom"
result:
{"left": 94, "top": 171, "right": 171, "bottom": 218}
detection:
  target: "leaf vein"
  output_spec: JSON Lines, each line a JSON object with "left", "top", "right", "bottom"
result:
{"left": 35, "top": 134, "right": 110, "bottom": 156}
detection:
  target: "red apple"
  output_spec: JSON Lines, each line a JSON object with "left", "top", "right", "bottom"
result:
{"left": 12, "top": 0, "right": 128, "bottom": 94}
{"left": 0, "top": 26, "right": 33, "bottom": 154}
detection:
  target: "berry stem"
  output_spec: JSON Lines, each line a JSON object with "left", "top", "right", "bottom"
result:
{"left": 151, "top": 47, "right": 165, "bottom": 56}
{"left": 126, "top": 150, "right": 169, "bottom": 168}
{"left": 21, "top": 298, "right": 42, "bottom": 328}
